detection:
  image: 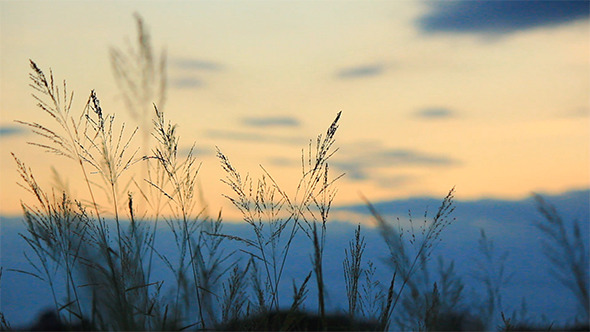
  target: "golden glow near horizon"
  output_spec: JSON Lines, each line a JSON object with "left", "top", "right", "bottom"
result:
{"left": 1, "top": 1, "right": 588, "bottom": 220}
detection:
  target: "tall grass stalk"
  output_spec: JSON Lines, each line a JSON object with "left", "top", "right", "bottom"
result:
{"left": 472, "top": 229, "right": 512, "bottom": 329}
{"left": 534, "top": 195, "right": 589, "bottom": 324}
{"left": 274, "top": 111, "right": 343, "bottom": 323}
{"left": 363, "top": 187, "right": 456, "bottom": 330}
{"left": 217, "top": 112, "right": 343, "bottom": 323}
{"left": 15, "top": 62, "right": 131, "bottom": 327}
{"left": 148, "top": 105, "right": 208, "bottom": 328}
{"left": 15, "top": 62, "right": 175, "bottom": 330}
{"left": 111, "top": 15, "right": 169, "bottom": 301}
{"left": 0, "top": 268, "right": 9, "bottom": 331}
{"left": 221, "top": 262, "right": 251, "bottom": 323}
{"left": 343, "top": 224, "right": 365, "bottom": 319}
{"left": 111, "top": 13, "right": 167, "bottom": 175}
{"left": 216, "top": 151, "right": 290, "bottom": 312}
{"left": 11, "top": 158, "right": 87, "bottom": 323}
{"left": 359, "top": 260, "right": 385, "bottom": 322}
{"left": 21, "top": 58, "right": 153, "bottom": 330}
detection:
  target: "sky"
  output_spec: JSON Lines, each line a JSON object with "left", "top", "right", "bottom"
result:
{"left": 0, "top": 1, "right": 589, "bottom": 219}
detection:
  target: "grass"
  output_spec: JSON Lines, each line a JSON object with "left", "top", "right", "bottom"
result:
{"left": 8, "top": 58, "right": 457, "bottom": 331}
{"left": 533, "top": 195, "right": 589, "bottom": 323}
{"left": 2, "top": 15, "right": 588, "bottom": 332}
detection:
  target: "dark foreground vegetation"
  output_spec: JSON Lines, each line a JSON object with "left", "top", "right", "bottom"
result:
{"left": 1, "top": 16, "right": 588, "bottom": 331}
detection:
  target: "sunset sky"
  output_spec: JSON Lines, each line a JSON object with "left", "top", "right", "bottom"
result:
{"left": 0, "top": 1, "right": 588, "bottom": 219}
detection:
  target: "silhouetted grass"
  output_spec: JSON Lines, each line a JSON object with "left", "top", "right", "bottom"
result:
{"left": 9, "top": 59, "right": 457, "bottom": 330}
{"left": 533, "top": 195, "right": 589, "bottom": 325}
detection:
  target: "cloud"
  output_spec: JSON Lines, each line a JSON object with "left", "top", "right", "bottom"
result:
{"left": 418, "top": 1, "right": 589, "bottom": 35}
{"left": 206, "top": 129, "right": 306, "bottom": 145}
{"left": 179, "top": 145, "right": 216, "bottom": 158}
{"left": 171, "top": 58, "right": 223, "bottom": 71}
{"left": 333, "top": 149, "right": 455, "bottom": 178}
{"left": 241, "top": 116, "right": 300, "bottom": 128}
{"left": 169, "top": 57, "right": 224, "bottom": 89}
{"left": 335, "top": 64, "right": 385, "bottom": 79}
{"left": 0, "top": 125, "right": 25, "bottom": 138}
{"left": 265, "top": 156, "right": 413, "bottom": 190}
{"left": 338, "top": 148, "right": 457, "bottom": 169}
{"left": 373, "top": 174, "right": 415, "bottom": 187}
{"left": 331, "top": 142, "right": 459, "bottom": 185}
{"left": 170, "top": 77, "right": 204, "bottom": 89}
{"left": 414, "top": 107, "right": 455, "bottom": 119}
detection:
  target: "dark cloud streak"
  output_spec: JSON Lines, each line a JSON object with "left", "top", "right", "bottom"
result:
{"left": 333, "top": 149, "right": 456, "bottom": 177}
{"left": 179, "top": 145, "right": 215, "bottom": 158}
{"left": 414, "top": 108, "right": 455, "bottom": 119}
{"left": 170, "top": 77, "right": 204, "bottom": 89}
{"left": 378, "top": 149, "right": 456, "bottom": 166}
{"left": 418, "top": 1, "right": 589, "bottom": 35}
{"left": 172, "top": 58, "right": 223, "bottom": 71}
{"left": 241, "top": 116, "right": 300, "bottom": 128}
{"left": 331, "top": 144, "right": 459, "bottom": 185}
{"left": 169, "top": 57, "right": 224, "bottom": 89}
{"left": 335, "top": 64, "right": 385, "bottom": 79}
{"left": 206, "top": 129, "right": 306, "bottom": 145}
{"left": 0, "top": 126, "right": 25, "bottom": 138}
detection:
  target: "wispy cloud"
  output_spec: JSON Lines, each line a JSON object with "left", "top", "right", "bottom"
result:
{"left": 169, "top": 57, "right": 224, "bottom": 89}
{"left": 0, "top": 125, "right": 25, "bottom": 138}
{"left": 414, "top": 107, "right": 455, "bottom": 119}
{"left": 179, "top": 145, "right": 216, "bottom": 158}
{"left": 335, "top": 64, "right": 385, "bottom": 79}
{"left": 333, "top": 149, "right": 455, "bottom": 178}
{"left": 170, "top": 77, "right": 204, "bottom": 89}
{"left": 418, "top": 1, "right": 589, "bottom": 35}
{"left": 206, "top": 129, "right": 306, "bottom": 145}
{"left": 241, "top": 116, "right": 300, "bottom": 128}
{"left": 331, "top": 141, "right": 459, "bottom": 185}
{"left": 266, "top": 151, "right": 419, "bottom": 187}
{"left": 266, "top": 154, "right": 416, "bottom": 188}
{"left": 374, "top": 174, "right": 415, "bottom": 187}
{"left": 171, "top": 58, "right": 224, "bottom": 71}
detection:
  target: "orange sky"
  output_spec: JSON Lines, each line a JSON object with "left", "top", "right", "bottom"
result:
{"left": 1, "top": 1, "right": 588, "bottom": 219}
